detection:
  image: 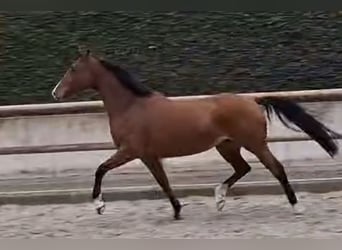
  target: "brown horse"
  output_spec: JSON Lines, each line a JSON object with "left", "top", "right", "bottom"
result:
{"left": 52, "top": 50, "right": 339, "bottom": 220}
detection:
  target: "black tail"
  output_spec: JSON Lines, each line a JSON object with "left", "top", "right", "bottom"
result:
{"left": 257, "top": 97, "right": 340, "bottom": 158}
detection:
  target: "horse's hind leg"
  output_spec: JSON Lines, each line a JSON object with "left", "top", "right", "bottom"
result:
{"left": 215, "top": 140, "right": 252, "bottom": 211}
{"left": 249, "top": 143, "right": 298, "bottom": 207}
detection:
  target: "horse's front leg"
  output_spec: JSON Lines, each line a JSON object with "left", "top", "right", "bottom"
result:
{"left": 141, "top": 157, "right": 182, "bottom": 220}
{"left": 92, "top": 148, "right": 135, "bottom": 214}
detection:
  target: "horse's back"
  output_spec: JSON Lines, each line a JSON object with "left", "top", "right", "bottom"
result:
{"left": 143, "top": 92, "right": 264, "bottom": 134}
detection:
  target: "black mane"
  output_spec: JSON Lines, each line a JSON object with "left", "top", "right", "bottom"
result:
{"left": 98, "top": 58, "right": 153, "bottom": 97}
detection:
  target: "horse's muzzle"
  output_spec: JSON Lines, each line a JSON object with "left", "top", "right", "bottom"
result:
{"left": 52, "top": 80, "right": 62, "bottom": 101}
{"left": 51, "top": 89, "right": 58, "bottom": 100}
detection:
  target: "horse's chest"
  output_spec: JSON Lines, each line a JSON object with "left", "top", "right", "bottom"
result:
{"left": 109, "top": 117, "right": 150, "bottom": 151}
{"left": 109, "top": 120, "right": 135, "bottom": 145}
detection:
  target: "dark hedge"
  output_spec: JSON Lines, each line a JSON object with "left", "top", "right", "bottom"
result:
{"left": 1, "top": 11, "right": 342, "bottom": 105}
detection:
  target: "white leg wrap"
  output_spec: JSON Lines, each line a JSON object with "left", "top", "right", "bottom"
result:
{"left": 93, "top": 193, "right": 105, "bottom": 214}
{"left": 215, "top": 184, "right": 228, "bottom": 211}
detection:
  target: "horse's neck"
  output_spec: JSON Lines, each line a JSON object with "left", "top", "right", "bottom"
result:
{"left": 97, "top": 75, "right": 137, "bottom": 119}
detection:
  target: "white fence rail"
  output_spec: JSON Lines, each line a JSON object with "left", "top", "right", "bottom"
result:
{"left": 1, "top": 88, "right": 342, "bottom": 118}
{"left": 1, "top": 88, "right": 342, "bottom": 156}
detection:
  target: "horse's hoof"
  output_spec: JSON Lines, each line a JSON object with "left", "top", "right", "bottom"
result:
{"left": 292, "top": 203, "right": 305, "bottom": 215}
{"left": 174, "top": 213, "right": 182, "bottom": 220}
{"left": 172, "top": 199, "right": 182, "bottom": 220}
{"left": 215, "top": 184, "right": 227, "bottom": 211}
{"left": 93, "top": 193, "right": 105, "bottom": 215}
{"left": 96, "top": 204, "right": 106, "bottom": 215}
{"left": 216, "top": 200, "right": 226, "bottom": 212}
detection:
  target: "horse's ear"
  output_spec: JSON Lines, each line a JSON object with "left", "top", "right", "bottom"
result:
{"left": 77, "top": 45, "right": 91, "bottom": 57}
{"left": 77, "top": 45, "right": 83, "bottom": 56}
{"left": 86, "top": 49, "right": 91, "bottom": 57}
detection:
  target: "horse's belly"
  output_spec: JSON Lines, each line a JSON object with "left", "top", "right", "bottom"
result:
{"left": 143, "top": 103, "right": 228, "bottom": 157}
{"left": 151, "top": 130, "right": 227, "bottom": 158}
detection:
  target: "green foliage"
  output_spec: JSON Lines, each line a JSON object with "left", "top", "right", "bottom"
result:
{"left": 1, "top": 11, "right": 342, "bottom": 105}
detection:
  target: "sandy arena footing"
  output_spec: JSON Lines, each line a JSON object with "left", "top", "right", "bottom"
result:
{"left": 1, "top": 191, "right": 342, "bottom": 238}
